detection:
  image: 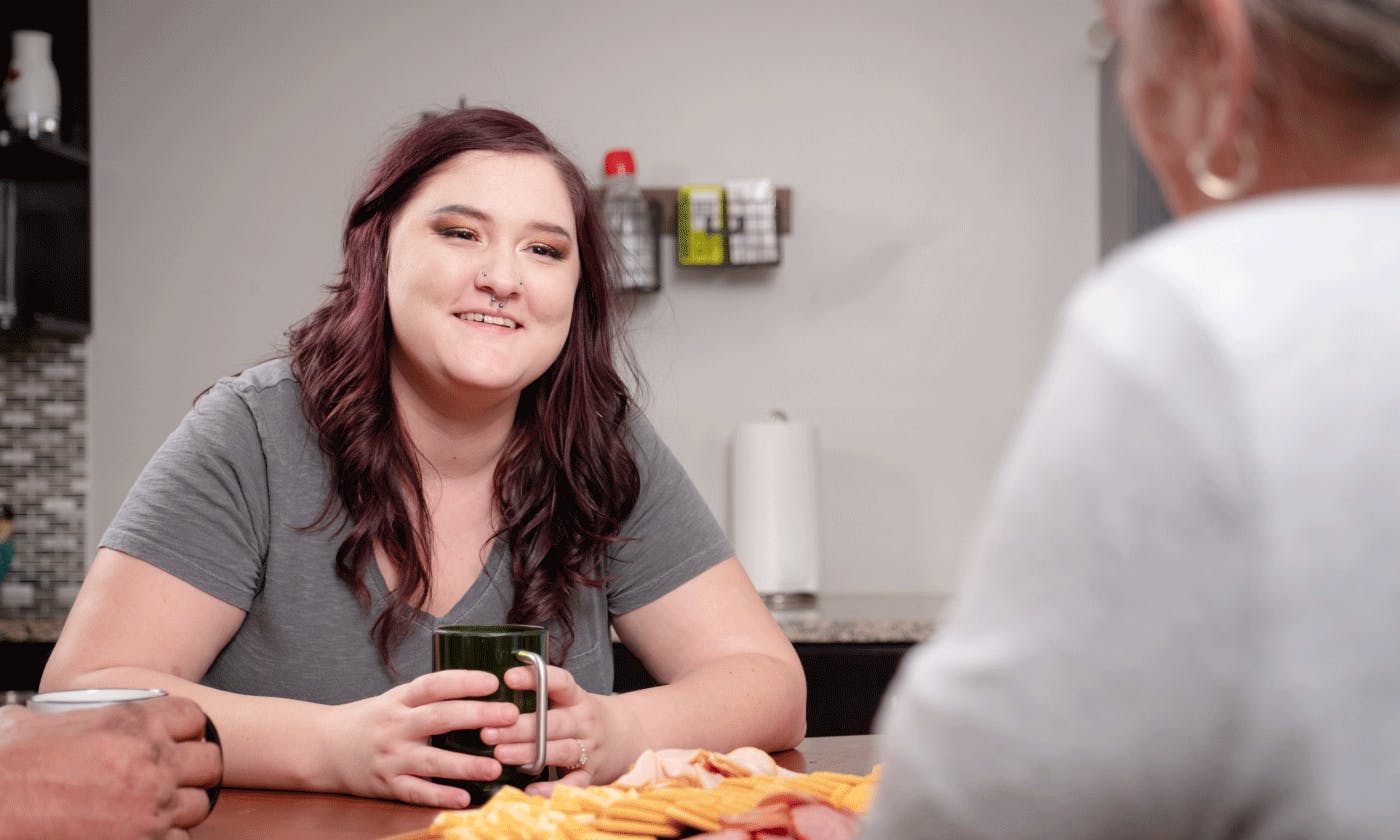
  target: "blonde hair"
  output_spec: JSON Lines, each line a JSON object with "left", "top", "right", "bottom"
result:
{"left": 1247, "top": 0, "right": 1400, "bottom": 106}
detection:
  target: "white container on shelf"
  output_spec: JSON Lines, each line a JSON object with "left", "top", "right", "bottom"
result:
{"left": 4, "top": 30, "right": 61, "bottom": 139}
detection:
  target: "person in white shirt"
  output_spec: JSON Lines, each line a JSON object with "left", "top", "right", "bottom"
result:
{"left": 863, "top": 1, "right": 1400, "bottom": 838}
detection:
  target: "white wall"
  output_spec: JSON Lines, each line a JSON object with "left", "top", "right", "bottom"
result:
{"left": 88, "top": 0, "right": 1101, "bottom": 595}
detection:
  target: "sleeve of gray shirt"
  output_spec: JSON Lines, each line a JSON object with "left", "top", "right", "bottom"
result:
{"left": 604, "top": 411, "right": 735, "bottom": 616}
{"left": 861, "top": 272, "right": 1262, "bottom": 839}
{"left": 101, "top": 381, "right": 272, "bottom": 611}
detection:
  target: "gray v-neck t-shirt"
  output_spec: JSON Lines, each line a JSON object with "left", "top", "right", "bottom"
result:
{"left": 101, "top": 358, "right": 732, "bottom": 702}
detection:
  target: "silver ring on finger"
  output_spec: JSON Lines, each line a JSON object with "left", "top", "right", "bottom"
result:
{"left": 566, "top": 739, "right": 589, "bottom": 772}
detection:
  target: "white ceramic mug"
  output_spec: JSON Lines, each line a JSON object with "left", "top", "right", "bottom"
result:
{"left": 28, "top": 688, "right": 223, "bottom": 807}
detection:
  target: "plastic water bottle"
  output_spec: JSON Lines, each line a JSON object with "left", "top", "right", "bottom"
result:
{"left": 601, "top": 149, "right": 659, "bottom": 292}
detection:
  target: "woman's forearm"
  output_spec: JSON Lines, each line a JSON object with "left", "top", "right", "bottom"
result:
{"left": 56, "top": 666, "right": 337, "bottom": 792}
{"left": 610, "top": 652, "right": 807, "bottom": 761}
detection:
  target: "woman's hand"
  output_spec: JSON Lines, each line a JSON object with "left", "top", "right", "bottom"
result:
{"left": 319, "top": 670, "right": 523, "bottom": 808}
{"left": 479, "top": 664, "right": 634, "bottom": 793}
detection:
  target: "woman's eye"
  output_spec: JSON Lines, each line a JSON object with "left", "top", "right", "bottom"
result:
{"left": 530, "top": 243, "right": 564, "bottom": 259}
{"left": 441, "top": 227, "right": 478, "bottom": 241}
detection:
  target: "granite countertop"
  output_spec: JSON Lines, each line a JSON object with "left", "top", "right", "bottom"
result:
{"left": 2, "top": 593, "right": 946, "bottom": 646}
{"left": 0, "top": 616, "right": 65, "bottom": 643}
{"left": 769, "top": 593, "right": 944, "bottom": 644}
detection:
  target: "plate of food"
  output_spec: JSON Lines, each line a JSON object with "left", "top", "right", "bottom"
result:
{"left": 390, "top": 746, "right": 878, "bottom": 840}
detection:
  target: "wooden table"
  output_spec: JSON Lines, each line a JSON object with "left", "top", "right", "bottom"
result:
{"left": 191, "top": 735, "right": 878, "bottom": 839}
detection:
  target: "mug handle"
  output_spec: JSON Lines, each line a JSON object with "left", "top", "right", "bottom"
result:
{"left": 202, "top": 714, "right": 223, "bottom": 809}
{"left": 514, "top": 650, "right": 548, "bottom": 775}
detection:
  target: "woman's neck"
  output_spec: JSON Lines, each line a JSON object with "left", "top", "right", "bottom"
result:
{"left": 389, "top": 365, "right": 519, "bottom": 483}
{"left": 1261, "top": 71, "right": 1400, "bottom": 193}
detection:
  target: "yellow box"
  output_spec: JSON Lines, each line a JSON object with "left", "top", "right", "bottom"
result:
{"left": 676, "top": 185, "right": 726, "bottom": 266}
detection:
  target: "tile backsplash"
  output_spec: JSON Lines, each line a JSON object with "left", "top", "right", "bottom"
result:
{"left": 0, "top": 335, "right": 87, "bottom": 618}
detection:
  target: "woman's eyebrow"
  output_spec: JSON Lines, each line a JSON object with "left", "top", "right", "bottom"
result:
{"left": 431, "top": 204, "right": 572, "bottom": 243}
{"left": 432, "top": 203, "right": 490, "bottom": 222}
{"left": 527, "top": 221, "right": 573, "bottom": 243}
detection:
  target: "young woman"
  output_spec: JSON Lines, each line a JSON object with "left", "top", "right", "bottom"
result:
{"left": 43, "top": 108, "right": 805, "bottom": 808}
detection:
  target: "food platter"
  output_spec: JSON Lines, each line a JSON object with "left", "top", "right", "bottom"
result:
{"left": 410, "top": 747, "right": 877, "bottom": 840}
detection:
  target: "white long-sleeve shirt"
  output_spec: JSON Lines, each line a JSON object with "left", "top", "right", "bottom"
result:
{"left": 863, "top": 187, "right": 1400, "bottom": 839}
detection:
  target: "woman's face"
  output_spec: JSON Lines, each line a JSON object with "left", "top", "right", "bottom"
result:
{"left": 385, "top": 151, "right": 581, "bottom": 409}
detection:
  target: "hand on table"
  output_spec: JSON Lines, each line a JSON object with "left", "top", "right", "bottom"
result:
{"left": 0, "top": 695, "right": 222, "bottom": 840}
{"left": 480, "top": 664, "right": 630, "bottom": 794}
{"left": 321, "top": 669, "right": 523, "bottom": 808}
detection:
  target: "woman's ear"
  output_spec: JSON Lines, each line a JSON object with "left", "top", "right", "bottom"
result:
{"left": 1195, "top": 0, "right": 1258, "bottom": 144}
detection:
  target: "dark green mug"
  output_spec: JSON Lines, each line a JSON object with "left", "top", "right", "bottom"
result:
{"left": 431, "top": 624, "right": 549, "bottom": 803}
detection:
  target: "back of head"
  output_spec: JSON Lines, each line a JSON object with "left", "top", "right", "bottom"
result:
{"left": 1248, "top": 0, "right": 1400, "bottom": 106}
{"left": 1241, "top": 0, "right": 1400, "bottom": 203}
{"left": 1114, "top": 0, "right": 1400, "bottom": 213}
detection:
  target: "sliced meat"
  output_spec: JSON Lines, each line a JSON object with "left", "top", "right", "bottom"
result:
{"left": 721, "top": 802, "right": 796, "bottom": 833}
{"left": 791, "top": 803, "right": 860, "bottom": 840}
{"left": 757, "top": 791, "right": 825, "bottom": 809}
{"left": 721, "top": 746, "right": 782, "bottom": 776}
{"left": 614, "top": 749, "right": 662, "bottom": 787}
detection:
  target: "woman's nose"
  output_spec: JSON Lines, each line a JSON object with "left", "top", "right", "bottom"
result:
{"left": 474, "top": 255, "right": 517, "bottom": 299}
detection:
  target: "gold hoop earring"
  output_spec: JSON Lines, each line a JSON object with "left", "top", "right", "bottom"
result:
{"left": 1187, "top": 132, "right": 1259, "bottom": 202}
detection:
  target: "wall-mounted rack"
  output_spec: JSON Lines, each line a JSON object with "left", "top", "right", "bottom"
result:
{"left": 644, "top": 187, "right": 791, "bottom": 235}
{"left": 592, "top": 187, "right": 792, "bottom": 235}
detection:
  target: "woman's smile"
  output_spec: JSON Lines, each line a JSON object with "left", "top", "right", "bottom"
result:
{"left": 454, "top": 311, "right": 520, "bottom": 330}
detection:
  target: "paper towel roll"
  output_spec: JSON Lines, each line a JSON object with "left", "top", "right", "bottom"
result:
{"left": 730, "top": 415, "right": 821, "bottom": 598}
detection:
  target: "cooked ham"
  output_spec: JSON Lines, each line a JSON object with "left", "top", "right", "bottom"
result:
{"left": 713, "top": 792, "right": 862, "bottom": 840}
{"left": 614, "top": 749, "right": 663, "bottom": 787}
{"left": 725, "top": 746, "right": 802, "bottom": 778}
{"left": 791, "top": 802, "right": 860, "bottom": 840}
{"left": 720, "top": 802, "right": 796, "bottom": 833}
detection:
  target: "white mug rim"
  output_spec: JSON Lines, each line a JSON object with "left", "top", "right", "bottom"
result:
{"left": 28, "top": 688, "right": 168, "bottom": 710}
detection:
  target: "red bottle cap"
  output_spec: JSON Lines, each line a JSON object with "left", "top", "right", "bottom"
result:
{"left": 603, "top": 149, "right": 636, "bottom": 176}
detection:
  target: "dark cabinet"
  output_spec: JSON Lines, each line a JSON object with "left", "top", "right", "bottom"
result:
{"left": 1, "top": 0, "right": 91, "bottom": 335}
{"left": 1, "top": 140, "right": 91, "bottom": 334}
{"left": 0, "top": 639, "right": 51, "bottom": 691}
{"left": 613, "top": 641, "right": 913, "bottom": 737}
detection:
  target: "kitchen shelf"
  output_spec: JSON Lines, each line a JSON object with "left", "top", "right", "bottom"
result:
{"left": 1, "top": 0, "right": 93, "bottom": 334}
{"left": 0, "top": 134, "right": 89, "bottom": 182}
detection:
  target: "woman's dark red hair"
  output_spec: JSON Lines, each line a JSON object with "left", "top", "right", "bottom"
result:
{"left": 287, "top": 107, "right": 639, "bottom": 665}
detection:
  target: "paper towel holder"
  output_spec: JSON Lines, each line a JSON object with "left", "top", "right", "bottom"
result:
{"left": 733, "top": 411, "right": 817, "bottom": 613}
